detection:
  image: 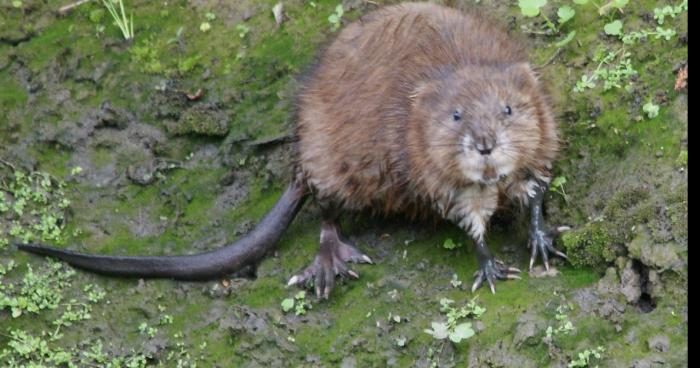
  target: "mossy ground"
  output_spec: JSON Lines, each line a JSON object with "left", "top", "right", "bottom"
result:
{"left": 0, "top": 0, "right": 687, "bottom": 366}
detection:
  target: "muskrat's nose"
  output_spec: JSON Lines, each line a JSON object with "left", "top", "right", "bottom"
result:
{"left": 475, "top": 138, "right": 495, "bottom": 155}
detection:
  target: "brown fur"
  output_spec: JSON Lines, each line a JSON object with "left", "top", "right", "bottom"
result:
{"left": 295, "top": 3, "right": 559, "bottom": 227}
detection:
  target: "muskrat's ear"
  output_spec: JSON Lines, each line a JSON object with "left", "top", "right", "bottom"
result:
{"left": 410, "top": 81, "right": 441, "bottom": 108}
{"left": 507, "top": 62, "right": 539, "bottom": 90}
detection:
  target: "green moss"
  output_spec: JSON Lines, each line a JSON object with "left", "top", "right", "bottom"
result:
{"left": 90, "top": 148, "right": 113, "bottom": 169}
{"left": 561, "top": 222, "right": 617, "bottom": 269}
{"left": 32, "top": 147, "right": 71, "bottom": 179}
{"left": 602, "top": 187, "right": 654, "bottom": 240}
{"left": 665, "top": 186, "right": 688, "bottom": 244}
{"left": 675, "top": 150, "right": 688, "bottom": 167}
{"left": 169, "top": 105, "right": 229, "bottom": 137}
{"left": 0, "top": 73, "right": 27, "bottom": 108}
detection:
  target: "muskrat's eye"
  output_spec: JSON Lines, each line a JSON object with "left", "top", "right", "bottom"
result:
{"left": 503, "top": 105, "right": 512, "bottom": 116}
{"left": 452, "top": 110, "right": 462, "bottom": 121}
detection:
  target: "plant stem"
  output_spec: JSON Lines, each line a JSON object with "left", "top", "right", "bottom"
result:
{"left": 541, "top": 13, "right": 559, "bottom": 33}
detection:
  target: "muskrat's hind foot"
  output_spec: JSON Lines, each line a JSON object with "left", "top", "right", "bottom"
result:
{"left": 528, "top": 225, "right": 570, "bottom": 271}
{"left": 528, "top": 180, "right": 569, "bottom": 271}
{"left": 471, "top": 258, "right": 521, "bottom": 294}
{"left": 471, "top": 239, "right": 520, "bottom": 294}
{"left": 287, "top": 220, "right": 372, "bottom": 299}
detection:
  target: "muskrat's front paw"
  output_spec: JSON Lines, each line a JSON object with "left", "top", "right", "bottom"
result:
{"left": 287, "top": 243, "right": 372, "bottom": 299}
{"left": 471, "top": 258, "right": 521, "bottom": 294}
{"left": 528, "top": 226, "right": 570, "bottom": 271}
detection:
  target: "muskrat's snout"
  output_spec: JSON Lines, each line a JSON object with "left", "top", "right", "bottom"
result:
{"left": 473, "top": 135, "right": 497, "bottom": 156}
{"left": 461, "top": 131, "right": 498, "bottom": 156}
{"left": 458, "top": 129, "right": 515, "bottom": 185}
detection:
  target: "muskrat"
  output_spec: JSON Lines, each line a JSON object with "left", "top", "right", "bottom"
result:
{"left": 18, "top": 2, "right": 566, "bottom": 298}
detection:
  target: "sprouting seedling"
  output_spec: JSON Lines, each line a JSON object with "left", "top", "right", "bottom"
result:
{"left": 519, "top": 0, "right": 556, "bottom": 32}
{"left": 328, "top": 4, "right": 344, "bottom": 31}
{"left": 281, "top": 297, "right": 294, "bottom": 312}
{"left": 643, "top": 102, "right": 660, "bottom": 119}
{"left": 519, "top": 0, "right": 574, "bottom": 35}
{"left": 654, "top": 1, "right": 687, "bottom": 25}
{"left": 573, "top": 47, "right": 637, "bottom": 92}
{"left": 442, "top": 238, "right": 462, "bottom": 250}
{"left": 621, "top": 27, "right": 677, "bottom": 45}
{"left": 518, "top": 0, "right": 547, "bottom": 18}
{"left": 603, "top": 20, "right": 623, "bottom": 36}
{"left": 550, "top": 176, "right": 569, "bottom": 203}
{"left": 557, "top": 6, "right": 575, "bottom": 25}
{"left": 450, "top": 273, "right": 462, "bottom": 288}
{"left": 424, "top": 297, "right": 484, "bottom": 343}
{"left": 69, "top": 166, "right": 83, "bottom": 176}
{"left": 102, "top": 0, "right": 134, "bottom": 40}
{"left": 281, "top": 291, "right": 312, "bottom": 315}
{"left": 236, "top": 24, "right": 250, "bottom": 38}
{"left": 546, "top": 303, "right": 575, "bottom": 339}
{"left": 167, "top": 27, "right": 185, "bottom": 45}
{"left": 568, "top": 346, "right": 606, "bottom": 367}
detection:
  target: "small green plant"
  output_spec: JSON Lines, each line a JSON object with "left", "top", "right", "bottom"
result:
{"left": 0, "top": 163, "right": 72, "bottom": 249}
{"left": 424, "top": 297, "right": 485, "bottom": 343}
{"left": 281, "top": 297, "right": 294, "bottom": 312}
{"left": 642, "top": 102, "right": 660, "bottom": 119}
{"left": 550, "top": 176, "right": 569, "bottom": 203}
{"left": 167, "top": 27, "right": 185, "bottom": 45}
{"left": 138, "top": 322, "right": 158, "bottom": 338}
{"left": 199, "top": 22, "right": 211, "bottom": 32}
{"left": 546, "top": 304, "right": 575, "bottom": 339}
{"left": 442, "top": 238, "right": 462, "bottom": 250}
{"left": 603, "top": 20, "right": 622, "bottom": 36}
{"left": 518, "top": 0, "right": 547, "bottom": 18}
{"left": 557, "top": 6, "right": 575, "bottom": 24}
{"left": 621, "top": 27, "right": 677, "bottom": 44}
{"left": 450, "top": 273, "right": 462, "bottom": 288}
{"left": 653, "top": 0, "right": 687, "bottom": 25}
{"left": 69, "top": 166, "right": 83, "bottom": 176}
{"left": 102, "top": 0, "right": 134, "bottom": 40}
{"left": 236, "top": 24, "right": 250, "bottom": 38}
{"left": 519, "top": 0, "right": 575, "bottom": 35}
{"left": 0, "top": 260, "right": 75, "bottom": 318}
{"left": 0, "top": 258, "right": 204, "bottom": 366}
{"left": 568, "top": 346, "right": 606, "bottom": 367}
{"left": 281, "top": 291, "right": 312, "bottom": 315}
{"left": 328, "top": 4, "right": 344, "bottom": 31}
{"left": 573, "top": 47, "right": 637, "bottom": 92}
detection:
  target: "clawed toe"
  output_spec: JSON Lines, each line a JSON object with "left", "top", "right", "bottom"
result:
{"left": 471, "top": 258, "right": 521, "bottom": 294}
{"left": 287, "top": 242, "right": 372, "bottom": 299}
{"left": 528, "top": 225, "right": 570, "bottom": 271}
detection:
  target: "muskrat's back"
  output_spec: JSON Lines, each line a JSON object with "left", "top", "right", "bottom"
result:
{"left": 296, "top": 3, "right": 527, "bottom": 212}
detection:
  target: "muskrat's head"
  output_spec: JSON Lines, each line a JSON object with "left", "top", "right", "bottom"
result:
{"left": 412, "top": 63, "right": 552, "bottom": 186}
